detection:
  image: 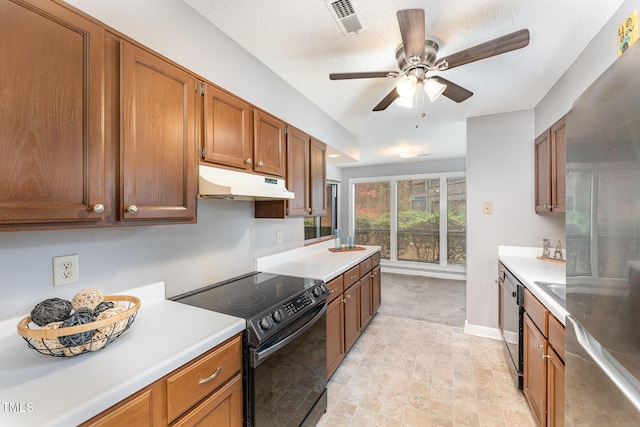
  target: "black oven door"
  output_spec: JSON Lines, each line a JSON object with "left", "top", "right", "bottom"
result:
{"left": 499, "top": 268, "right": 524, "bottom": 389}
{"left": 246, "top": 302, "right": 327, "bottom": 427}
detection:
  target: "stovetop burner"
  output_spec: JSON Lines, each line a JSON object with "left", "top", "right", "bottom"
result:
{"left": 172, "top": 272, "right": 330, "bottom": 346}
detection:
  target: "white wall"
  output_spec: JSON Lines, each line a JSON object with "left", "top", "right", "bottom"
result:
{"left": 466, "top": 110, "right": 564, "bottom": 333}
{"left": 1, "top": 0, "right": 352, "bottom": 320}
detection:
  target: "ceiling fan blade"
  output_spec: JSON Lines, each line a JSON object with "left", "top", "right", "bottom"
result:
{"left": 431, "top": 76, "right": 473, "bottom": 103}
{"left": 330, "top": 71, "right": 397, "bottom": 80}
{"left": 397, "top": 9, "right": 425, "bottom": 62}
{"left": 373, "top": 87, "right": 399, "bottom": 111}
{"left": 439, "top": 29, "right": 530, "bottom": 70}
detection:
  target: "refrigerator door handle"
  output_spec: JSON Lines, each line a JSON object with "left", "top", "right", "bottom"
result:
{"left": 566, "top": 315, "right": 640, "bottom": 412}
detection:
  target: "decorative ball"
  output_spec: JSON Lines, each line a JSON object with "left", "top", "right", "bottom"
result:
{"left": 34, "top": 322, "right": 65, "bottom": 355}
{"left": 71, "top": 288, "right": 104, "bottom": 311}
{"left": 30, "top": 298, "right": 72, "bottom": 327}
{"left": 58, "top": 309, "right": 96, "bottom": 347}
{"left": 96, "top": 306, "right": 128, "bottom": 336}
{"left": 86, "top": 332, "right": 108, "bottom": 352}
{"left": 93, "top": 301, "right": 115, "bottom": 317}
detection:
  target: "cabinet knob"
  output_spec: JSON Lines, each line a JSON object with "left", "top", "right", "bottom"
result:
{"left": 541, "top": 352, "right": 552, "bottom": 359}
{"left": 126, "top": 205, "right": 138, "bottom": 214}
{"left": 257, "top": 161, "right": 264, "bottom": 166}
{"left": 535, "top": 343, "right": 543, "bottom": 349}
{"left": 245, "top": 158, "right": 252, "bottom": 164}
{"left": 92, "top": 204, "right": 105, "bottom": 213}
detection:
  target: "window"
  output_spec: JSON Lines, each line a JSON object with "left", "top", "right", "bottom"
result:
{"left": 351, "top": 173, "right": 466, "bottom": 269}
{"left": 304, "top": 183, "right": 338, "bottom": 240}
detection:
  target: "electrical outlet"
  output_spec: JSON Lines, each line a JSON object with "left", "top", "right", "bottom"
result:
{"left": 276, "top": 230, "right": 283, "bottom": 244}
{"left": 53, "top": 254, "right": 79, "bottom": 287}
{"left": 483, "top": 202, "right": 493, "bottom": 214}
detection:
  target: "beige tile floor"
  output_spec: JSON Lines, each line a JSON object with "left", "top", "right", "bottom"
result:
{"left": 318, "top": 314, "right": 535, "bottom": 427}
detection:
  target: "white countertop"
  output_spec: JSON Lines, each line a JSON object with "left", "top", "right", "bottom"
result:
{"left": 0, "top": 282, "right": 245, "bottom": 427}
{"left": 256, "top": 240, "right": 381, "bottom": 281}
{"left": 498, "top": 246, "right": 567, "bottom": 324}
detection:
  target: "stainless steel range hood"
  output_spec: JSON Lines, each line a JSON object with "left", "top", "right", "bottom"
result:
{"left": 198, "top": 165, "right": 294, "bottom": 200}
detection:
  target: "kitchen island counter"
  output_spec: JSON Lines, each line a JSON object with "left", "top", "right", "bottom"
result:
{"left": 256, "top": 240, "right": 381, "bottom": 281}
{"left": 0, "top": 282, "right": 245, "bottom": 427}
{"left": 499, "top": 246, "right": 567, "bottom": 324}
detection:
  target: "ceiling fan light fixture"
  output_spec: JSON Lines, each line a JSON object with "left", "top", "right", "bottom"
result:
{"left": 396, "top": 75, "right": 417, "bottom": 98}
{"left": 424, "top": 78, "right": 447, "bottom": 102}
{"left": 395, "top": 96, "right": 413, "bottom": 108}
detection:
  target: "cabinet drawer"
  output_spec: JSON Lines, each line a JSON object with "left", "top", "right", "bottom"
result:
{"left": 371, "top": 251, "right": 381, "bottom": 267}
{"left": 524, "top": 288, "right": 548, "bottom": 336}
{"left": 359, "top": 257, "right": 372, "bottom": 277}
{"left": 344, "top": 265, "right": 360, "bottom": 289}
{"left": 326, "top": 275, "right": 344, "bottom": 304}
{"left": 548, "top": 314, "right": 565, "bottom": 361}
{"left": 166, "top": 334, "right": 242, "bottom": 422}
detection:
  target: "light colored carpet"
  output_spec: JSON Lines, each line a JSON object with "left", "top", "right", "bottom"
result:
{"left": 377, "top": 272, "right": 466, "bottom": 327}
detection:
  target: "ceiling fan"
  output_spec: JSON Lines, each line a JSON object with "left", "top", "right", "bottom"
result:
{"left": 329, "top": 9, "right": 530, "bottom": 111}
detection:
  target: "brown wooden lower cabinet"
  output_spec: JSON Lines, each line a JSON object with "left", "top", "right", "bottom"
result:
{"left": 326, "top": 296, "right": 345, "bottom": 378}
{"left": 523, "top": 288, "right": 565, "bottom": 427}
{"left": 524, "top": 314, "right": 547, "bottom": 426}
{"left": 343, "top": 281, "right": 361, "bottom": 353}
{"left": 81, "top": 334, "right": 242, "bottom": 427}
{"left": 326, "top": 252, "right": 382, "bottom": 379}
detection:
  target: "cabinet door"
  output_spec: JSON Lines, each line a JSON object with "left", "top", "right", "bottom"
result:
{"left": 524, "top": 314, "right": 547, "bottom": 426}
{"left": 326, "top": 297, "right": 345, "bottom": 379}
{"left": 202, "top": 83, "right": 252, "bottom": 170}
{"left": 286, "top": 126, "right": 310, "bottom": 216}
{"left": 121, "top": 42, "right": 197, "bottom": 221}
{"left": 535, "top": 130, "right": 552, "bottom": 214}
{"left": 372, "top": 265, "right": 381, "bottom": 314}
{"left": 360, "top": 272, "right": 373, "bottom": 330}
{"left": 343, "top": 282, "right": 361, "bottom": 353}
{"left": 172, "top": 374, "right": 243, "bottom": 427}
{"left": 551, "top": 117, "right": 566, "bottom": 214}
{"left": 253, "top": 110, "right": 285, "bottom": 177}
{"left": 309, "top": 138, "right": 327, "bottom": 216}
{"left": 547, "top": 349, "right": 564, "bottom": 427}
{"left": 0, "top": 0, "right": 105, "bottom": 225}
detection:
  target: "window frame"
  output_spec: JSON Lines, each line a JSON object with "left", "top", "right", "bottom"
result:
{"left": 349, "top": 171, "right": 466, "bottom": 276}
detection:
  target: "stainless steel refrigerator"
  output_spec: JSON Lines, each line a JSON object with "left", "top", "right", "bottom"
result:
{"left": 565, "top": 41, "right": 640, "bottom": 425}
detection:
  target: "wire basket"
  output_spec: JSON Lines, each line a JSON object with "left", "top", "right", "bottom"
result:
{"left": 17, "top": 295, "right": 140, "bottom": 357}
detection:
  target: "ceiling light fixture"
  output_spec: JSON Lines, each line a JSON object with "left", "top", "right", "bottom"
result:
{"left": 396, "top": 75, "right": 417, "bottom": 98}
{"left": 424, "top": 78, "right": 447, "bottom": 102}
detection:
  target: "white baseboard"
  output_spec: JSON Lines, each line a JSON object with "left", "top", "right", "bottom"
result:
{"left": 464, "top": 321, "right": 502, "bottom": 341}
{"left": 382, "top": 266, "right": 466, "bottom": 281}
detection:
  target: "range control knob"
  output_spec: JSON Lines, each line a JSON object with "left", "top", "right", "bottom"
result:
{"left": 259, "top": 316, "right": 273, "bottom": 330}
{"left": 321, "top": 284, "right": 329, "bottom": 293}
{"left": 272, "top": 310, "right": 283, "bottom": 323}
{"left": 312, "top": 287, "right": 322, "bottom": 298}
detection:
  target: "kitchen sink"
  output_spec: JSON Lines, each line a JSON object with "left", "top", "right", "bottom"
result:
{"left": 534, "top": 281, "right": 566, "bottom": 305}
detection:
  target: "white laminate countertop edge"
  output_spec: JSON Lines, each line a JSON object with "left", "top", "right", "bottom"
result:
{"left": 0, "top": 282, "right": 245, "bottom": 427}
{"left": 256, "top": 240, "right": 381, "bottom": 281}
{"left": 498, "top": 246, "right": 568, "bottom": 324}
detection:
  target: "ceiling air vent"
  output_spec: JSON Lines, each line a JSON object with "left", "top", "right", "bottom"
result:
{"left": 325, "top": 0, "right": 364, "bottom": 36}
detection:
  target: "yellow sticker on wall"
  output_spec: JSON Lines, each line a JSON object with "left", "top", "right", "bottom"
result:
{"left": 618, "top": 10, "right": 638, "bottom": 56}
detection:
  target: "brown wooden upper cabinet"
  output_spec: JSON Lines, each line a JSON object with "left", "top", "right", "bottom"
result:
{"left": 0, "top": 0, "right": 105, "bottom": 226}
{"left": 253, "top": 110, "right": 286, "bottom": 177}
{"left": 200, "top": 87, "right": 285, "bottom": 178}
{"left": 201, "top": 83, "right": 253, "bottom": 171}
{"left": 254, "top": 128, "right": 327, "bottom": 218}
{"left": 119, "top": 42, "right": 198, "bottom": 222}
{"left": 535, "top": 116, "right": 566, "bottom": 214}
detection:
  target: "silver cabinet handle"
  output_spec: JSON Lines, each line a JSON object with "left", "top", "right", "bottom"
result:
{"left": 330, "top": 289, "right": 336, "bottom": 293}
{"left": 92, "top": 204, "right": 105, "bottom": 213}
{"left": 198, "top": 367, "right": 221, "bottom": 384}
{"left": 541, "top": 353, "right": 552, "bottom": 359}
{"left": 126, "top": 205, "right": 138, "bottom": 214}
{"left": 535, "top": 343, "right": 543, "bottom": 349}
{"left": 245, "top": 158, "right": 252, "bottom": 164}
{"left": 257, "top": 160, "right": 264, "bottom": 166}
{"left": 346, "top": 294, "right": 351, "bottom": 299}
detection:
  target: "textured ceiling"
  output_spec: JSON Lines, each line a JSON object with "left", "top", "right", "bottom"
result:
{"left": 184, "top": 0, "right": 625, "bottom": 167}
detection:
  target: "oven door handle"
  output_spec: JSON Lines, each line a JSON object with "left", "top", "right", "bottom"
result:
{"left": 252, "top": 302, "right": 327, "bottom": 367}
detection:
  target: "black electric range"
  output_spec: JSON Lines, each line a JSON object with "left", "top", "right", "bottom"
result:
{"left": 172, "top": 272, "right": 330, "bottom": 426}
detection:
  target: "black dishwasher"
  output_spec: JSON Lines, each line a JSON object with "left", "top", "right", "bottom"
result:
{"left": 498, "top": 262, "right": 524, "bottom": 390}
